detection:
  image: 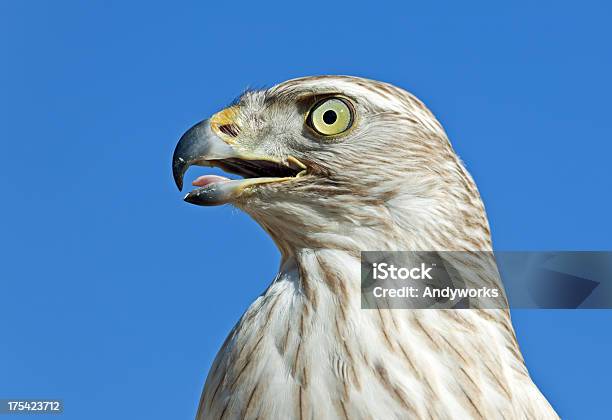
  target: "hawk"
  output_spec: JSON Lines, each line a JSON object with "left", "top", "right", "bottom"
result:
{"left": 172, "top": 76, "right": 558, "bottom": 419}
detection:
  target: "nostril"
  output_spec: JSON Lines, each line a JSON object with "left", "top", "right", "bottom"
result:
{"left": 218, "top": 124, "right": 240, "bottom": 137}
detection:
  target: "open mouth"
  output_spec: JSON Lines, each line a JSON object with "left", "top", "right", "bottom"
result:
{"left": 192, "top": 158, "right": 304, "bottom": 187}
{"left": 183, "top": 157, "right": 307, "bottom": 206}
{"left": 172, "top": 118, "right": 307, "bottom": 206}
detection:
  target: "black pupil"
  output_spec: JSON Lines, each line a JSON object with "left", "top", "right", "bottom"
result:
{"left": 322, "top": 110, "right": 337, "bottom": 125}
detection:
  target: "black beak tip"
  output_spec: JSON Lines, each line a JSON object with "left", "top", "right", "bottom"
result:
{"left": 173, "top": 164, "right": 185, "bottom": 192}
{"left": 183, "top": 192, "right": 197, "bottom": 204}
{"left": 172, "top": 122, "right": 204, "bottom": 192}
{"left": 172, "top": 151, "right": 188, "bottom": 191}
{"left": 172, "top": 119, "right": 211, "bottom": 193}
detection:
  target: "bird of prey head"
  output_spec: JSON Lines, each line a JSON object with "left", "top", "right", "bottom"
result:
{"left": 172, "top": 76, "right": 557, "bottom": 420}
{"left": 174, "top": 76, "right": 490, "bottom": 254}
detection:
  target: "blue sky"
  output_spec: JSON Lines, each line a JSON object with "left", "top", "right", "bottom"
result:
{"left": 1, "top": 1, "right": 611, "bottom": 418}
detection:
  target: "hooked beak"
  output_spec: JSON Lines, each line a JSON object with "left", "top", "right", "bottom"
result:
{"left": 172, "top": 119, "right": 306, "bottom": 206}
{"left": 172, "top": 119, "right": 236, "bottom": 191}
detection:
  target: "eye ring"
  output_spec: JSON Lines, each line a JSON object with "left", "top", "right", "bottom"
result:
{"left": 307, "top": 97, "right": 354, "bottom": 136}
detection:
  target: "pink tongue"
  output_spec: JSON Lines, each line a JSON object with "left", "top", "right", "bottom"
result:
{"left": 192, "top": 175, "right": 231, "bottom": 187}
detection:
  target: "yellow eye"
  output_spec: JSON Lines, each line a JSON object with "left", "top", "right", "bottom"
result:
{"left": 308, "top": 98, "right": 353, "bottom": 136}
